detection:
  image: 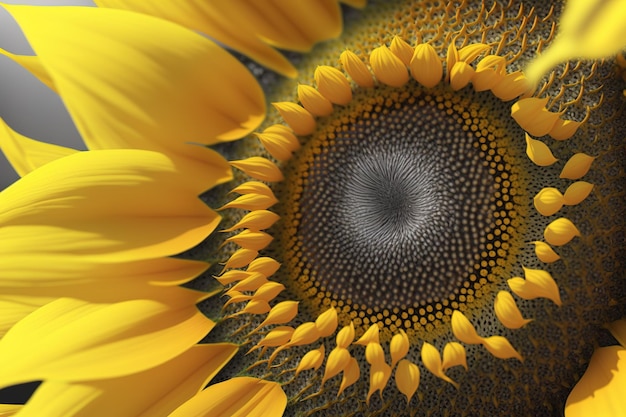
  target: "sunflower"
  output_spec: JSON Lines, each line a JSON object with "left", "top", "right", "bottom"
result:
{"left": 0, "top": 1, "right": 624, "bottom": 417}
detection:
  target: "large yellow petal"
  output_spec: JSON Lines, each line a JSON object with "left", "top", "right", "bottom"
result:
{"left": 525, "top": 0, "right": 626, "bottom": 85}
{"left": 168, "top": 377, "right": 287, "bottom": 417}
{"left": 0, "top": 405, "right": 20, "bottom": 416}
{"left": 0, "top": 150, "right": 218, "bottom": 263}
{"left": 15, "top": 344, "right": 237, "bottom": 417}
{"left": 2, "top": 4, "right": 263, "bottom": 187}
{"left": 565, "top": 346, "right": 626, "bottom": 417}
{"left": 0, "top": 297, "right": 214, "bottom": 387}
{"left": 0, "top": 295, "right": 53, "bottom": 339}
{"left": 0, "top": 118, "right": 77, "bottom": 177}
{"left": 94, "top": 0, "right": 345, "bottom": 77}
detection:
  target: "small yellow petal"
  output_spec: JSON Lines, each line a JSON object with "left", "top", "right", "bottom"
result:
{"left": 296, "top": 345, "right": 325, "bottom": 376}
{"left": 534, "top": 187, "right": 565, "bottom": 216}
{"left": 215, "top": 270, "right": 253, "bottom": 286}
{"left": 458, "top": 43, "right": 491, "bottom": 63}
{"left": 491, "top": 71, "right": 530, "bottom": 101}
{"left": 370, "top": 45, "right": 410, "bottom": 87}
{"left": 532, "top": 241, "right": 561, "bottom": 263}
{"left": 563, "top": 181, "right": 594, "bottom": 206}
{"left": 395, "top": 359, "right": 420, "bottom": 403}
{"left": 365, "top": 342, "right": 386, "bottom": 367}
{"left": 240, "top": 299, "right": 271, "bottom": 315}
{"left": 230, "top": 272, "right": 268, "bottom": 293}
{"left": 256, "top": 301, "right": 299, "bottom": 330}
{"left": 254, "top": 125, "right": 300, "bottom": 162}
{"left": 494, "top": 291, "right": 533, "bottom": 329}
{"left": 322, "top": 347, "right": 351, "bottom": 384}
{"left": 272, "top": 102, "right": 316, "bottom": 136}
{"left": 230, "top": 181, "right": 276, "bottom": 197}
{"left": 252, "top": 282, "right": 285, "bottom": 303}
{"left": 367, "top": 363, "right": 391, "bottom": 404}
{"left": 336, "top": 322, "right": 356, "bottom": 349}
{"left": 410, "top": 43, "right": 442, "bottom": 88}
{"left": 297, "top": 84, "right": 333, "bottom": 117}
{"left": 451, "top": 311, "right": 482, "bottom": 344}
{"left": 544, "top": 217, "right": 581, "bottom": 246}
{"left": 481, "top": 336, "right": 523, "bottom": 361}
{"left": 511, "top": 97, "right": 561, "bottom": 137}
{"left": 222, "top": 210, "right": 280, "bottom": 232}
{"left": 390, "top": 329, "right": 410, "bottom": 368}
{"left": 421, "top": 342, "right": 458, "bottom": 388}
{"left": 355, "top": 323, "right": 380, "bottom": 346}
{"left": 315, "top": 65, "right": 352, "bottom": 105}
{"left": 0, "top": 48, "right": 56, "bottom": 92}
{"left": 288, "top": 322, "right": 320, "bottom": 347}
{"left": 230, "top": 157, "right": 284, "bottom": 182}
{"left": 525, "top": 134, "right": 558, "bottom": 166}
{"left": 221, "top": 248, "right": 258, "bottom": 271}
{"left": 0, "top": 404, "right": 20, "bottom": 416}
{"left": 507, "top": 267, "right": 562, "bottom": 306}
{"left": 471, "top": 68, "right": 502, "bottom": 92}
{"left": 549, "top": 119, "right": 582, "bottom": 141}
{"left": 225, "top": 230, "right": 273, "bottom": 251}
{"left": 450, "top": 61, "right": 475, "bottom": 91}
{"left": 315, "top": 307, "right": 338, "bottom": 337}
{"left": 445, "top": 43, "right": 459, "bottom": 82}
{"left": 389, "top": 36, "right": 414, "bottom": 66}
{"left": 219, "top": 194, "right": 278, "bottom": 211}
{"left": 340, "top": 50, "right": 375, "bottom": 87}
{"left": 168, "top": 377, "right": 286, "bottom": 417}
{"left": 442, "top": 342, "right": 468, "bottom": 371}
{"left": 560, "top": 153, "right": 595, "bottom": 180}
{"left": 565, "top": 346, "right": 626, "bottom": 417}
{"left": 247, "top": 257, "right": 281, "bottom": 277}
{"left": 337, "top": 357, "right": 360, "bottom": 397}
{"left": 254, "top": 326, "right": 294, "bottom": 349}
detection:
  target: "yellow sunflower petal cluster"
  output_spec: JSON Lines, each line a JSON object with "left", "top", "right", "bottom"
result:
{"left": 0, "top": 0, "right": 623, "bottom": 416}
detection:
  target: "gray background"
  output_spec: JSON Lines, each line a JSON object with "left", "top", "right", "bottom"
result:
{"left": 0, "top": 0, "right": 95, "bottom": 190}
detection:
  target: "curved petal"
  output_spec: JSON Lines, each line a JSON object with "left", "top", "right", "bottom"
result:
{"left": 0, "top": 405, "right": 21, "bottom": 416}
{"left": 0, "top": 298, "right": 214, "bottom": 387}
{"left": 94, "top": 0, "right": 346, "bottom": 77}
{"left": 2, "top": 4, "right": 264, "bottom": 187}
{"left": 0, "top": 150, "right": 219, "bottom": 263}
{"left": 0, "top": 118, "right": 77, "bottom": 177}
{"left": 15, "top": 344, "right": 238, "bottom": 417}
{"left": 168, "top": 377, "right": 286, "bottom": 417}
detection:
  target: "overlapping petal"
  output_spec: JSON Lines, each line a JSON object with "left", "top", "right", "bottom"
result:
{"left": 1, "top": 4, "right": 264, "bottom": 187}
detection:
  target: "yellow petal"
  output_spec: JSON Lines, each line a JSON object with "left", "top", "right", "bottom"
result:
{"left": 511, "top": 97, "right": 561, "bottom": 137}
{"left": 254, "top": 125, "right": 300, "bottom": 162}
{"left": 296, "top": 345, "right": 325, "bottom": 376}
{"left": 525, "top": 0, "right": 626, "bottom": 85}
{"left": 525, "top": 134, "right": 558, "bottom": 166}
{"left": 215, "top": 270, "right": 253, "bottom": 286}
{"left": 230, "top": 272, "right": 268, "bottom": 293}
{"left": 2, "top": 4, "right": 262, "bottom": 185}
{"left": 442, "top": 342, "right": 468, "bottom": 371}
{"left": 0, "top": 48, "right": 55, "bottom": 92}
{"left": 421, "top": 342, "right": 458, "bottom": 388}
{"left": 365, "top": 342, "right": 386, "bottom": 367}
{"left": 222, "top": 210, "right": 280, "bottom": 232}
{"left": 340, "top": 50, "right": 375, "bottom": 87}
{"left": 315, "top": 66, "right": 352, "bottom": 105}
{"left": 256, "top": 301, "right": 299, "bottom": 330}
{"left": 565, "top": 346, "right": 626, "bottom": 417}
{"left": 288, "top": 322, "right": 320, "bottom": 347}
{"left": 0, "top": 405, "right": 20, "bottom": 416}
{"left": 560, "top": 153, "right": 595, "bottom": 180}
{"left": 221, "top": 249, "right": 258, "bottom": 271}
{"left": 481, "top": 336, "right": 523, "bottom": 361}
{"left": 247, "top": 257, "right": 281, "bottom": 277}
{"left": 0, "top": 150, "right": 219, "bottom": 263}
{"left": 0, "top": 118, "right": 77, "bottom": 177}
{"left": 370, "top": 45, "right": 409, "bottom": 87}
{"left": 471, "top": 68, "right": 502, "bottom": 92}
{"left": 322, "top": 347, "right": 351, "bottom": 384}
{"left": 544, "top": 217, "right": 581, "bottom": 246}
{"left": 458, "top": 43, "right": 490, "bottom": 63}
{"left": 355, "top": 323, "right": 380, "bottom": 346}
{"left": 395, "top": 359, "right": 420, "bottom": 402}
{"left": 563, "top": 181, "right": 594, "bottom": 206}
{"left": 410, "top": 43, "right": 442, "bottom": 88}
{"left": 239, "top": 300, "right": 271, "bottom": 315}
{"left": 491, "top": 71, "right": 530, "bottom": 101}
{"left": 389, "top": 37, "right": 414, "bottom": 66}
{"left": 445, "top": 43, "right": 459, "bottom": 82}
{"left": 0, "top": 295, "right": 53, "bottom": 339}
{"left": 251, "top": 282, "right": 285, "bottom": 303}
{"left": 219, "top": 194, "right": 278, "bottom": 212}
{"left": 534, "top": 187, "right": 565, "bottom": 216}
{"left": 336, "top": 322, "right": 356, "bottom": 348}
{"left": 390, "top": 329, "right": 410, "bottom": 368}
{"left": 532, "top": 241, "right": 561, "bottom": 263}
{"left": 449, "top": 61, "right": 475, "bottom": 91}
{"left": 337, "top": 357, "right": 360, "bottom": 397}
{"left": 507, "top": 267, "right": 562, "bottom": 306}
{"left": 168, "top": 377, "right": 286, "bottom": 417}
{"left": 494, "top": 291, "right": 533, "bottom": 329}
{"left": 272, "top": 102, "right": 316, "bottom": 136}
{"left": 230, "top": 157, "right": 284, "bottom": 182}
{"left": 0, "top": 298, "right": 214, "bottom": 387}
{"left": 607, "top": 318, "right": 626, "bottom": 348}
{"left": 366, "top": 362, "right": 391, "bottom": 404}
{"left": 253, "top": 326, "right": 294, "bottom": 349}
{"left": 549, "top": 119, "right": 582, "bottom": 141}
{"left": 315, "top": 307, "right": 338, "bottom": 337}
{"left": 16, "top": 343, "right": 237, "bottom": 417}
{"left": 451, "top": 311, "right": 482, "bottom": 344}
{"left": 297, "top": 85, "right": 333, "bottom": 117}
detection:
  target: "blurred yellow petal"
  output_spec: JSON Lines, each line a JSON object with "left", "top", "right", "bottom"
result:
{"left": 0, "top": 118, "right": 77, "bottom": 177}
{"left": 511, "top": 97, "right": 561, "bottom": 137}
{"left": 525, "top": 0, "right": 626, "bottom": 85}
{"left": 370, "top": 45, "right": 409, "bottom": 87}
{"left": 458, "top": 43, "right": 490, "bottom": 63}
{"left": 0, "top": 48, "right": 55, "bottom": 92}
{"left": 389, "top": 36, "right": 414, "bottom": 66}
{"left": 449, "top": 61, "right": 475, "bottom": 91}
{"left": 491, "top": 71, "right": 530, "bottom": 101}
{"left": 395, "top": 359, "right": 420, "bottom": 402}
{"left": 0, "top": 150, "right": 219, "bottom": 263}
{"left": 15, "top": 344, "right": 237, "bottom": 417}
{"left": 0, "top": 298, "right": 214, "bottom": 387}
{"left": 565, "top": 346, "right": 626, "bottom": 417}
{"left": 0, "top": 405, "right": 20, "bottom": 416}
{"left": 0, "top": 295, "right": 53, "bottom": 339}
{"left": 97, "top": 0, "right": 351, "bottom": 77}
{"left": 230, "top": 157, "right": 285, "bottom": 182}
{"left": 3, "top": 4, "right": 262, "bottom": 186}
{"left": 168, "top": 377, "right": 286, "bottom": 417}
